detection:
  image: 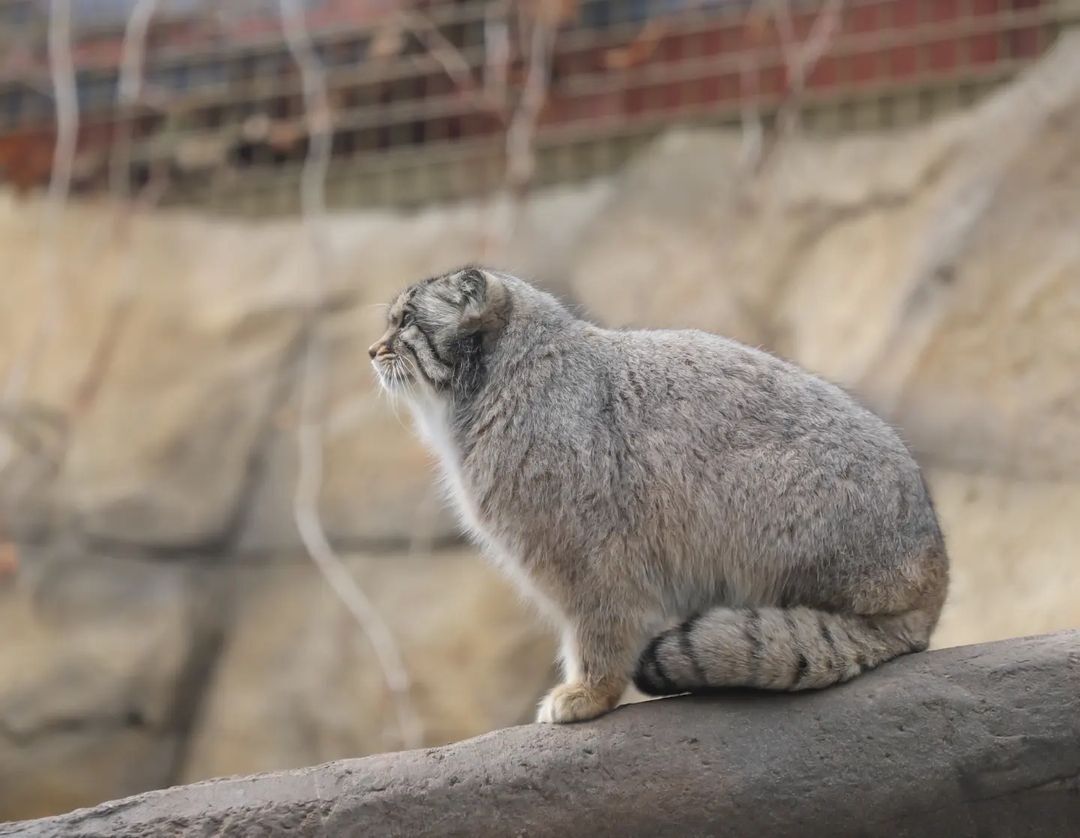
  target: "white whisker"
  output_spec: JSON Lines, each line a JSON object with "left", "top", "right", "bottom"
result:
{"left": 385, "top": 368, "right": 403, "bottom": 424}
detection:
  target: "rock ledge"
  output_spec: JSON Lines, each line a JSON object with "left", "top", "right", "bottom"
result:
{"left": 4, "top": 630, "right": 1078, "bottom": 837}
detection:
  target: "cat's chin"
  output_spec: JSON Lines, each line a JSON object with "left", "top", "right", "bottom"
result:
{"left": 373, "top": 364, "right": 448, "bottom": 410}
{"left": 371, "top": 360, "right": 413, "bottom": 394}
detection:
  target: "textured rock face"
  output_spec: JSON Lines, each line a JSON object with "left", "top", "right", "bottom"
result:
{"left": 930, "top": 471, "right": 1080, "bottom": 647}
{"left": 179, "top": 552, "right": 555, "bottom": 784}
{"left": 0, "top": 551, "right": 224, "bottom": 820}
{"left": 5, "top": 631, "right": 1079, "bottom": 838}
{"left": 0, "top": 548, "right": 555, "bottom": 822}
{"left": 1, "top": 33, "right": 1079, "bottom": 821}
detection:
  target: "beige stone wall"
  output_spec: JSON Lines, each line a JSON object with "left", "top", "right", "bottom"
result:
{"left": 1, "top": 32, "right": 1078, "bottom": 822}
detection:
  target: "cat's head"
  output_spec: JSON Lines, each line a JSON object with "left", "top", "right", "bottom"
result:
{"left": 369, "top": 266, "right": 510, "bottom": 397}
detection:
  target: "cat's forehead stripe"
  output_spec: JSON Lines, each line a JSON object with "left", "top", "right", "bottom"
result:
{"left": 389, "top": 284, "right": 422, "bottom": 318}
{"left": 388, "top": 293, "right": 402, "bottom": 318}
{"left": 387, "top": 270, "right": 472, "bottom": 321}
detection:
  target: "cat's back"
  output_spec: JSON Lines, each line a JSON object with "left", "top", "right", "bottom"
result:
{"left": 591, "top": 325, "right": 905, "bottom": 458}
{"left": 583, "top": 325, "right": 940, "bottom": 566}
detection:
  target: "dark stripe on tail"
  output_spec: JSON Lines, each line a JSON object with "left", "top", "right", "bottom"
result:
{"left": 634, "top": 633, "right": 679, "bottom": 695}
{"left": 745, "top": 608, "right": 763, "bottom": 678}
{"left": 634, "top": 604, "right": 932, "bottom": 697}
{"left": 795, "top": 653, "right": 810, "bottom": 684}
{"left": 783, "top": 611, "right": 808, "bottom": 687}
{"left": 678, "top": 615, "right": 708, "bottom": 685}
{"left": 818, "top": 613, "right": 838, "bottom": 672}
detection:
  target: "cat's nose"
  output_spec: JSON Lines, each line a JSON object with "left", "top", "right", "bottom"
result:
{"left": 368, "top": 342, "right": 384, "bottom": 360}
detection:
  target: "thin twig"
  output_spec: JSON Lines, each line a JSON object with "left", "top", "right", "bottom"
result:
{"left": 45, "top": 0, "right": 77, "bottom": 242}
{"left": 72, "top": 0, "right": 162, "bottom": 419}
{"left": 603, "top": 18, "right": 668, "bottom": 70}
{"left": 109, "top": 0, "right": 159, "bottom": 199}
{"left": 279, "top": 0, "right": 424, "bottom": 752}
{"left": 505, "top": 11, "right": 555, "bottom": 195}
{"left": 397, "top": 7, "right": 505, "bottom": 116}
{"left": 483, "top": 0, "right": 511, "bottom": 112}
{"left": 0, "top": 0, "right": 77, "bottom": 473}
{"left": 394, "top": 2, "right": 556, "bottom": 254}
{"left": 740, "top": 0, "right": 769, "bottom": 171}
{"left": 482, "top": 4, "right": 556, "bottom": 255}
{"left": 739, "top": 0, "right": 846, "bottom": 173}
{"left": 281, "top": 0, "right": 331, "bottom": 233}
{"left": 772, "top": 0, "right": 845, "bottom": 140}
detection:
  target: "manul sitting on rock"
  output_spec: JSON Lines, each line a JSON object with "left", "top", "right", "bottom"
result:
{"left": 371, "top": 267, "right": 949, "bottom": 723}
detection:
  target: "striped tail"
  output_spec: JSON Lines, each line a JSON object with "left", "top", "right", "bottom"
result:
{"left": 633, "top": 605, "right": 934, "bottom": 696}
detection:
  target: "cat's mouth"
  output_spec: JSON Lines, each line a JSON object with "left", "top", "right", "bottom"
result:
{"left": 371, "top": 353, "right": 415, "bottom": 393}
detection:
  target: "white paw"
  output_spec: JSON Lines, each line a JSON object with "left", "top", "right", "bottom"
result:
{"left": 536, "top": 682, "right": 617, "bottom": 724}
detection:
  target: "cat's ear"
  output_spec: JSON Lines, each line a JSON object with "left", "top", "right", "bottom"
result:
{"left": 458, "top": 267, "right": 487, "bottom": 305}
{"left": 459, "top": 267, "right": 509, "bottom": 335}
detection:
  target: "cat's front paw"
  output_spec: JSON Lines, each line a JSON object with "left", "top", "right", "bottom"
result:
{"left": 536, "top": 680, "right": 621, "bottom": 723}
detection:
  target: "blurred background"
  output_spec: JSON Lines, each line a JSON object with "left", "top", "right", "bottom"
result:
{"left": 1, "top": 0, "right": 1078, "bottom": 822}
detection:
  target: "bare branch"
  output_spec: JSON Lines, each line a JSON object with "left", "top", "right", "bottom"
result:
{"left": 799, "top": 0, "right": 846, "bottom": 77}
{"left": 0, "top": 0, "right": 77, "bottom": 472}
{"left": 396, "top": 7, "right": 505, "bottom": 117}
{"left": 739, "top": 0, "right": 770, "bottom": 171}
{"left": 481, "top": 4, "right": 557, "bottom": 256}
{"left": 603, "top": 18, "right": 668, "bottom": 70}
{"left": 118, "top": 0, "right": 159, "bottom": 104}
{"left": 45, "top": 0, "right": 77, "bottom": 222}
{"left": 770, "top": 0, "right": 799, "bottom": 78}
{"left": 109, "top": 0, "right": 159, "bottom": 199}
{"left": 387, "top": 3, "right": 556, "bottom": 255}
{"left": 505, "top": 11, "right": 555, "bottom": 195}
{"left": 63, "top": 0, "right": 165, "bottom": 421}
{"left": 280, "top": 0, "right": 332, "bottom": 234}
{"left": 773, "top": 0, "right": 845, "bottom": 139}
{"left": 483, "top": 0, "right": 511, "bottom": 111}
{"left": 279, "top": 0, "right": 424, "bottom": 752}
{"left": 740, "top": 0, "right": 846, "bottom": 173}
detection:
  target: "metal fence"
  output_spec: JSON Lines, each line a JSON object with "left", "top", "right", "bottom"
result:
{"left": 0, "top": 0, "right": 1076, "bottom": 214}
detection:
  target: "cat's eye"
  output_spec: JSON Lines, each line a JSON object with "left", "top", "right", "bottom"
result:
{"left": 400, "top": 311, "right": 414, "bottom": 328}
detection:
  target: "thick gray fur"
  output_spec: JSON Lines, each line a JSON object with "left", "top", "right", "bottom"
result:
{"left": 370, "top": 267, "right": 949, "bottom": 723}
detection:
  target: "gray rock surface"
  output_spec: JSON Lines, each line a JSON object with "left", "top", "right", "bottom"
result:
{"left": 6, "top": 630, "right": 1078, "bottom": 838}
